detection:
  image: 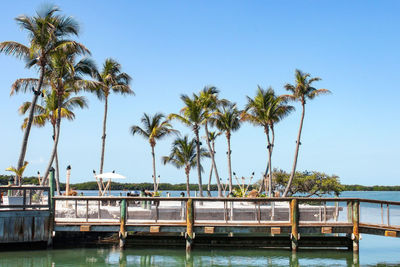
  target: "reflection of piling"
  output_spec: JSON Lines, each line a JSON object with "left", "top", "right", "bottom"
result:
{"left": 185, "top": 251, "right": 193, "bottom": 267}
{"left": 186, "top": 199, "right": 194, "bottom": 252}
{"left": 289, "top": 251, "right": 299, "bottom": 267}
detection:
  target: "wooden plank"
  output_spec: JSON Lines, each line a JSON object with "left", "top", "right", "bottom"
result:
{"left": 385, "top": 230, "right": 397, "bottom": 237}
{"left": 271, "top": 227, "right": 281, "bottom": 235}
{"left": 80, "top": 225, "right": 91, "bottom": 232}
{"left": 33, "top": 216, "right": 44, "bottom": 241}
{"left": 150, "top": 226, "right": 160, "bottom": 233}
{"left": 321, "top": 227, "right": 333, "bottom": 234}
{"left": 204, "top": 227, "right": 214, "bottom": 234}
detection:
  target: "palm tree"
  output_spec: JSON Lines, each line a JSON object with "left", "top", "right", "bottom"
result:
{"left": 212, "top": 103, "right": 241, "bottom": 193}
{"left": 162, "top": 136, "right": 209, "bottom": 197}
{"left": 130, "top": 113, "right": 178, "bottom": 192}
{"left": 41, "top": 51, "right": 95, "bottom": 183}
{"left": 205, "top": 131, "right": 221, "bottom": 196}
{"left": 243, "top": 86, "right": 294, "bottom": 197}
{"left": 5, "top": 161, "right": 29, "bottom": 186}
{"left": 198, "top": 86, "right": 227, "bottom": 197}
{"left": 0, "top": 5, "right": 88, "bottom": 183}
{"left": 168, "top": 94, "right": 206, "bottom": 196}
{"left": 282, "top": 69, "right": 330, "bottom": 197}
{"left": 19, "top": 89, "right": 88, "bottom": 194}
{"left": 94, "top": 58, "right": 133, "bottom": 175}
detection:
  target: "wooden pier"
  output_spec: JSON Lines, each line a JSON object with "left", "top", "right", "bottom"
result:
{"left": 1, "top": 184, "right": 400, "bottom": 252}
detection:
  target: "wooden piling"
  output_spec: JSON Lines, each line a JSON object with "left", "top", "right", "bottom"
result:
{"left": 352, "top": 200, "right": 359, "bottom": 252}
{"left": 290, "top": 199, "right": 299, "bottom": 251}
{"left": 186, "top": 199, "right": 194, "bottom": 252}
{"left": 120, "top": 199, "right": 127, "bottom": 248}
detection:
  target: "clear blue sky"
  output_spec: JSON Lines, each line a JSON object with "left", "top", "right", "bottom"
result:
{"left": 1, "top": 1, "right": 399, "bottom": 186}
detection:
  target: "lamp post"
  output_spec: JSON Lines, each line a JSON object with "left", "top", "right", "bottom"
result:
{"left": 66, "top": 165, "right": 71, "bottom": 196}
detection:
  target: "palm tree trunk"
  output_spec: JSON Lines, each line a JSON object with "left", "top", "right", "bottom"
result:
{"left": 42, "top": 91, "right": 63, "bottom": 184}
{"left": 52, "top": 124, "right": 61, "bottom": 195}
{"left": 194, "top": 126, "right": 203, "bottom": 197}
{"left": 204, "top": 122, "right": 222, "bottom": 197}
{"left": 151, "top": 144, "right": 157, "bottom": 192}
{"left": 207, "top": 164, "right": 213, "bottom": 197}
{"left": 265, "top": 126, "right": 273, "bottom": 197}
{"left": 185, "top": 166, "right": 190, "bottom": 197}
{"left": 207, "top": 140, "right": 215, "bottom": 196}
{"left": 15, "top": 65, "right": 45, "bottom": 185}
{"left": 226, "top": 132, "right": 233, "bottom": 193}
{"left": 55, "top": 149, "right": 61, "bottom": 195}
{"left": 283, "top": 103, "right": 305, "bottom": 197}
{"left": 263, "top": 126, "right": 275, "bottom": 178}
{"left": 100, "top": 96, "right": 108, "bottom": 175}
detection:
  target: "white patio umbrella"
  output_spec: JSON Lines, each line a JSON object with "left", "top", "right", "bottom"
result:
{"left": 95, "top": 172, "right": 126, "bottom": 196}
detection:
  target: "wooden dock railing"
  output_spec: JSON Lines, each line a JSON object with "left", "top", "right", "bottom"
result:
{"left": 0, "top": 186, "right": 50, "bottom": 210}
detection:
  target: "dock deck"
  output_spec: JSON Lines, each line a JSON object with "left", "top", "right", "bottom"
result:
{"left": 1, "top": 185, "right": 399, "bottom": 252}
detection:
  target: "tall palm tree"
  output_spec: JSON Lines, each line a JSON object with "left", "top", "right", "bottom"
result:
{"left": 40, "top": 50, "right": 94, "bottom": 183}
{"left": 282, "top": 69, "right": 330, "bottom": 197}
{"left": 19, "top": 89, "right": 88, "bottom": 194}
{"left": 243, "top": 86, "right": 294, "bottom": 197}
{"left": 198, "top": 86, "right": 226, "bottom": 197}
{"left": 205, "top": 131, "right": 221, "bottom": 196}
{"left": 0, "top": 5, "right": 88, "bottom": 183}
{"left": 162, "top": 136, "right": 209, "bottom": 197}
{"left": 130, "top": 113, "right": 178, "bottom": 192}
{"left": 212, "top": 103, "right": 241, "bottom": 193}
{"left": 94, "top": 58, "right": 133, "bottom": 175}
{"left": 168, "top": 94, "right": 206, "bottom": 196}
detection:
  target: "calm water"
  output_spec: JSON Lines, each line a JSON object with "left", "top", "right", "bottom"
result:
{"left": 0, "top": 191, "right": 399, "bottom": 266}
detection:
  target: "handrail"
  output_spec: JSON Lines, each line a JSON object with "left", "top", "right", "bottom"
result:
{"left": 0, "top": 186, "right": 50, "bottom": 190}
{"left": 0, "top": 186, "right": 50, "bottom": 210}
{"left": 52, "top": 196, "right": 365, "bottom": 202}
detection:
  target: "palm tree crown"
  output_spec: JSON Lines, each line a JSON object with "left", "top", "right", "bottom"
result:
{"left": 94, "top": 58, "right": 133, "bottom": 99}
{"left": 283, "top": 69, "right": 330, "bottom": 104}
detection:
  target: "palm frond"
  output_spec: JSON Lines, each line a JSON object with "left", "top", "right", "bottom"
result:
{"left": 11, "top": 78, "right": 39, "bottom": 95}
{"left": 0, "top": 41, "right": 30, "bottom": 59}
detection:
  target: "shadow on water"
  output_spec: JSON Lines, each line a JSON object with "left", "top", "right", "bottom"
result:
{"left": 0, "top": 246, "right": 398, "bottom": 267}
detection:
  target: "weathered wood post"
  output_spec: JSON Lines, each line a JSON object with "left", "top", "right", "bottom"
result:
{"left": 48, "top": 167, "right": 55, "bottom": 246}
{"left": 120, "top": 199, "right": 127, "bottom": 248}
{"left": 186, "top": 198, "right": 194, "bottom": 252}
{"left": 290, "top": 199, "right": 299, "bottom": 251}
{"left": 352, "top": 200, "right": 360, "bottom": 252}
{"left": 66, "top": 165, "right": 71, "bottom": 196}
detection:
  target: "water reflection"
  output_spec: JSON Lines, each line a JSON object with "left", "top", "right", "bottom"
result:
{"left": 0, "top": 247, "right": 372, "bottom": 267}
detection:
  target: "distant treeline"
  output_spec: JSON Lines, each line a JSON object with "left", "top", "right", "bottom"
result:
{"left": 0, "top": 174, "right": 398, "bottom": 191}
{"left": 342, "top": 184, "right": 400, "bottom": 191}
